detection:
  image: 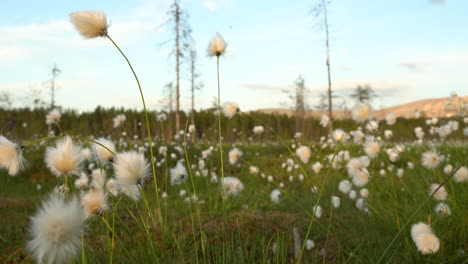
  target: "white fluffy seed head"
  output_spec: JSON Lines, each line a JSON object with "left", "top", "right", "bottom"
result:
{"left": 296, "top": 146, "right": 311, "bottom": 164}
{"left": 421, "top": 150, "right": 444, "bottom": 169}
{"left": 331, "top": 196, "right": 340, "bottom": 208}
{"left": 364, "top": 139, "right": 380, "bottom": 159}
{"left": 223, "top": 102, "right": 239, "bottom": 118}
{"left": 228, "top": 148, "right": 243, "bottom": 165}
{"left": 352, "top": 103, "right": 372, "bottom": 123}
{"left": 312, "top": 205, "right": 322, "bottom": 218}
{"left": 270, "top": 189, "right": 281, "bottom": 204}
{"left": 45, "top": 109, "right": 61, "bottom": 125}
{"left": 27, "top": 194, "right": 85, "bottom": 264}
{"left": 410, "top": 222, "right": 440, "bottom": 255}
{"left": 93, "top": 138, "right": 115, "bottom": 163}
{"left": 429, "top": 184, "right": 447, "bottom": 201}
{"left": 332, "top": 129, "right": 347, "bottom": 142}
{"left": 385, "top": 113, "right": 396, "bottom": 125}
{"left": 207, "top": 33, "right": 227, "bottom": 57}
{"left": 253, "top": 125, "right": 264, "bottom": 135}
{"left": 114, "top": 151, "right": 150, "bottom": 188}
{"left": 0, "top": 136, "right": 25, "bottom": 176}
{"left": 81, "top": 189, "right": 108, "bottom": 218}
{"left": 45, "top": 136, "right": 83, "bottom": 177}
{"left": 320, "top": 115, "right": 329, "bottom": 128}
{"left": 70, "top": 10, "right": 109, "bottom": 38}
{"left": 453, "top": 166, "right": 467, "bottom": 183}
{"left": 434, "top": 202, "right": 451, "bottom": 216}
{"left": 113, "top": 114, "right": 126, "bottom": 128}
{"left": 338, "top": 180, "right": 352, "bottom": 194}
{"left": 170, "top": 162, "right": 188, "bottom": 185}
{"left": 221, "top": 177, "right": 244, "bottom": 196}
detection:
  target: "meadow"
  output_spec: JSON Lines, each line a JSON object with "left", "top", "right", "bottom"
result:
{"left": 1, "top": 111, "right": 467, "bottom": 263}
{"left": 1, "top": 9, "right": 467, "bottom": 264}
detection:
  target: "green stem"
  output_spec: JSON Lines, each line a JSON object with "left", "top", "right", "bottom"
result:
{"left": 106, "top": 35, "right": 161, "bottom": 219}
{"left": 217, "top": 56, "right": 225, "bottom": 196}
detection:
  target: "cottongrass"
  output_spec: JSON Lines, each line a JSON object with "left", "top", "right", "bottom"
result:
{"left": 170, "top": 162, "right": 188, "bottom": 185}
{"left": 113, "top": 114, "right": 126, "bottom": 128}
{"left": 94, "top": 138, "right": 116, "bottom": 163}
{"left": 270, "top": 189, "right": 281, "bottom": 203}
{"left": 70, "top": 10, "right": 109, "bottom": 38}
{"left": 0, "top": 135, "right": 25, "bottom": 176}
{"left": 410, "top": 222, "right": 440, "bottom": 255}
{"left": 421, "top": 150, "right": 444, "bottom": 169}
{"left": 295, "top": 146, "right": 311, "bottom": 164}
{"left": 429, "top": 184, "right": 448, "bottom": 201}
{"left": 351, "top": 103, "right": 372, "bottom": 123}
{"left": 27, "top": 194, "right": 85, "bottom": 264}
{"left": 45, "top": 109, "right": 61, "bottom": 125}
{"left": 453, "top": 166, "right": 467, "bottom": 182}
{"left": 45, "top": 136, "right": 83, "bottom": 177}
{"left": 228, "top": 148, "right": 243, "bottom": 165}
{"left": 113, "top": 151, "right": 150, "bottom": 187}
{"left": 223, "top": 102, "right": 240, "bottom": 118}
{"left": 221, "top": 177, "right": 244, "bottom": 196}
{"left": 81, "top": 188, "right": 108, "bottom": 217}
{"left": 207, "top": 33, "right": 227, "bottom": 57}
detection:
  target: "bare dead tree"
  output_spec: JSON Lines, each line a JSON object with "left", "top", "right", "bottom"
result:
{"left": 294, "top": 75, "right": 306, "bottom": 131}
{"left": 162, "top": 0, "right": 193, "bottom": 132}
{"left": 312, "top": 0, "right": 334, "bottom": 134}
{"left": 189, "top": 49, "right": 203, "bottom": 125}
{"left": 0, "top": 91, "right": 13, "bottom": 109}
{"left": 49, "top": 64, "right": 61, "bottom": 109}
{"left": 163, "top": 82, "right": 174, "bottom": 113}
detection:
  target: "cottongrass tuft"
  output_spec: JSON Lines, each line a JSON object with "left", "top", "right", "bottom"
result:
{"left": 295, "top": 146, "right": 311, "bottom": 164}
{"left": 207, "top": 33, "right": 227, "bottom": 57}
{"left": 114, "top": 151, "right": 150, "bottom": 188}
{"left": 270, "top": 189, "right": 281, "bottom": 203}
{"left": 0, "top": 135, "right": 26, "bottom": 176}
{"left": 228, "top": 148, "right": 243, "bottom": 165}
{"left": 429, "top": 184, "right": 447, "bottom": 201}
{"left": 338, "top": 179, "right": 352, "bottom": 194}
{"left": 81, "top": 188, "right": 108, "bottom": 217}
{"left": 421, "top": 150, "right": 444, "bottom": 169}
{"left": 70, "top": 10, "right": 109, "bottom": 38}
{"left": 170, "top": 162, "right": 188, "bottom": 185}
{"left": 27, "top": 194, "right": 85, "bottom": 264}
{"left": 351, "top": 103, "right": 372, "bottom": 123}
{"left": 453, "top": 166, "right": 467, "bottom": 183}
{"left": 45, "top": 136, "right": 83, "bottom": 177}
{"left": 252, "top": 125, "right": 264, "bottom": 135}
{"left": 113, "top": 114, "right": 126, "bottom": 128}
{"left": 223, "top": 102, "right": 240, "bottom": 118}
{"left": 320, "top": 114, "right": 329, "bottom": 128}
{"left": 94, "top": 138, "right": 116, "bottom": 163}
{"left": 410, "top": 222, "right": 440, "bottom": 255}
{"left": 434, "top": 202, "right": 451, "bottom": 216}
{"left": 45, "top": 109, "right": 61, "bottom": 125}
{"left": 221, "top": 177, "right": 244, "bottom": 196}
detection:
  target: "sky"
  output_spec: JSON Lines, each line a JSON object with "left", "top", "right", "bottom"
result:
{"left": 0, "top": 0, "right": 467, "bottom": 112}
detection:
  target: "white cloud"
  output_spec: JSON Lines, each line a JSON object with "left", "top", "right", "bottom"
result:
{"left": 0, "top": 44, "right": 31, "bottom": 62}
{"left": 203, "top": 1, "right": 218, "bottom": 12}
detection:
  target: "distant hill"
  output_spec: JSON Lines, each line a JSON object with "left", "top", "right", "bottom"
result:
{"left": 251, "top": 96, "right": 467, "bottom": 119}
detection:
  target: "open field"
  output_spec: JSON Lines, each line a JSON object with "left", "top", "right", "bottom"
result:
{"left": 1, "top": 118, "right": 467, "bottom": 263}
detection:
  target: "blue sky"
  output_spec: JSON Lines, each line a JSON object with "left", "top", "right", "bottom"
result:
{"left": 0, "top": 0, "right": 467, "bottom": 112}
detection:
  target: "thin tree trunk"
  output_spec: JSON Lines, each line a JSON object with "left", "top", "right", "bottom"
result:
{"left": 175, "top": 2, "right": 180, "bottom": 133}
{"left": 323, "top": 0, "right": 333, "bottom": 134}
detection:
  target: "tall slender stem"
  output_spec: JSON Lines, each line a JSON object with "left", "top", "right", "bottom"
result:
{"left": 106, "top": 35, "right": 161, "bottom": 218}
{"left": 216, "top": 56, "right": 225, "bottom": 195}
